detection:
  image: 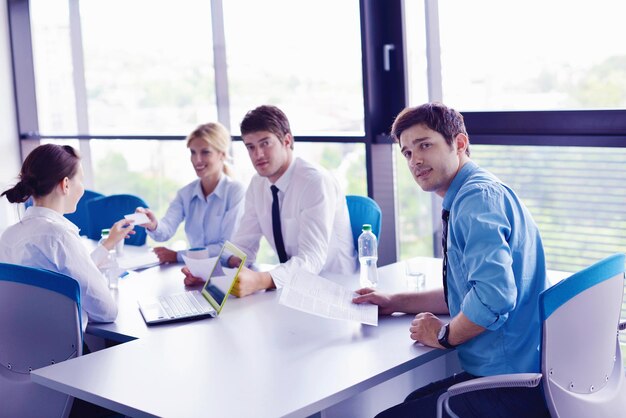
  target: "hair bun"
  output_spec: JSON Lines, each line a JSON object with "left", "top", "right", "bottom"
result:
{"left": 2, "top": 179, "right": 34, "bottom": 203}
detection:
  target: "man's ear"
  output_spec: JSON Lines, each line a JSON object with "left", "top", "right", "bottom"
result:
{"left": 283, "top": 133, "right": 293, "bottom": 149}
{"left": 454, "top": 133, "right": 469, "bottom": 155}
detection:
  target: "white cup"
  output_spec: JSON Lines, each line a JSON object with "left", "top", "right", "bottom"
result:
{"left": 186, "top": 247, "right": 209, "bottom": 260}
{"left": 405, "top": 259, "right": 426, "bottom": 290}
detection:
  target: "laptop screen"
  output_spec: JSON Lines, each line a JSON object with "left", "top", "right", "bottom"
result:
{"left": 201, "top": 241, "right": 246, "bottom": 314}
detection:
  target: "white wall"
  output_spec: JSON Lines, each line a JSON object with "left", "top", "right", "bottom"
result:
{"left": 0, "top": 1, "right": 22, "bottom": 230}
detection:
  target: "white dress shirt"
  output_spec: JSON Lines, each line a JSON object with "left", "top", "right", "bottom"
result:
{"left": 148, "top": 174, "right": 245, "bottom": 261}
{"left": 231, "top": 157, "right": 357, "bottom": 287}
{"left": 0, "top": 206, "right": 117, "bottom": 330}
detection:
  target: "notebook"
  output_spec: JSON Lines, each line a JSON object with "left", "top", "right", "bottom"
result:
{"left": 137, "top": 241, "right": 246, "bottom": 325}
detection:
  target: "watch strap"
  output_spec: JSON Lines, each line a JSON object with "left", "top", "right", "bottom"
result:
{"left": 438, "top": 323, "right": 456, "bottom": 349}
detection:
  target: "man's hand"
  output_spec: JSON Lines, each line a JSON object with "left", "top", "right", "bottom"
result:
{"left": 231, "top": 267, "right": 274, "bottom": 298}
{"left": 181, "top": 266, "right": 205, "bottom": 286}
{"left": 352, "top": 288, "right": 397, "bottom": 315}
{"left": 409, "top": 312, "right": 445, "bottom": 348}
{"left": 153, "top": 247, "right": 178, "bottom": 264}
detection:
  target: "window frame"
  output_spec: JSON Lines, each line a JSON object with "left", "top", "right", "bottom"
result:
{"left": 8, "top": 0, "right": 626, "bottom": 266}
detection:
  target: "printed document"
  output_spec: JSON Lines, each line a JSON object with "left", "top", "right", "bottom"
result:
{"left": 117, "top": 251, "right": 160, "bottom": 271}
{"left": 182, "top": 255, "right": 220, "bottom": 281}
{"left": 279, "top": 270, "right": 378, "bottom": 326}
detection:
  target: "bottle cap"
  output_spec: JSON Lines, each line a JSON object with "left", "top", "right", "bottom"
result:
{"left": 361, "top": 224, "right": 372, "bottom": 231}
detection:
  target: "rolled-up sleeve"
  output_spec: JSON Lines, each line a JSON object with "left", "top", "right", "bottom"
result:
{"left": 455, "top": 187, "right": 516, "bottom": 330}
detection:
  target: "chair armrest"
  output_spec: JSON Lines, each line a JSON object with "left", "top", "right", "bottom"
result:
{"left": 437, "top": 373, "right": 542, "bottom": 418}
{"left": 447, "top": 373, "right": 542, "bottom": 396}
{"left": 619, "top": 321, "right": 626, "bottom": 331}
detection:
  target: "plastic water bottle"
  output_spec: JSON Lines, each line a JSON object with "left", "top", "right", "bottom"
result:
{"left": 99, "top": 228, "right": 110, "bottom": 246}
{"left": 358, "top": 224, "right": 378, "bottom": 288}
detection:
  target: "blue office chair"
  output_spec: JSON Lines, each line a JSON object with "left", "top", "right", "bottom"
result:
{"left": 437, "top": 253, "right": 626, "bottom": 418}
{"left": 64, "top": 189, "right": 104, "bottom": 237}
{"left": 346, "top": 195, "right": 382, "bottom": 249}
{"left": 0, "top": 263, "right": 82, "bottom": 418}
{"left": 86, "top": 193, "right": 149, "bottom": 246}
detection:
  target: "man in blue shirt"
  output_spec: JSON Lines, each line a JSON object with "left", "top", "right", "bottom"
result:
{"left": 353, "top": 102, "right": 550, "bottom": 417}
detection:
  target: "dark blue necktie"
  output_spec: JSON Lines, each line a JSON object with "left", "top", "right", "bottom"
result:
{"left": 271, "top": 185, "right": 288, "bottom": 263}
{"left": 442, "top": 209, "right": 450, "bottom": 307}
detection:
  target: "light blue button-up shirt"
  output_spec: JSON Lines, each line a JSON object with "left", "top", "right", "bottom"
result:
{"left": 443, "top": 161, "right": 549, "bottom": 376}
{"left": 148, "top": 175, "right": 245, "bottom": 261}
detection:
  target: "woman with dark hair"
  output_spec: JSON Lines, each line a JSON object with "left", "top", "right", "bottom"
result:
{"left": 0, "top": 144, "right": 134, "bottom": 327}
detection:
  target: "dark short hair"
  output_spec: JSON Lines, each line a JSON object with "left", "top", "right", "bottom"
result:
{"left": 240, "top": 105, "right": 294, "bottom": 149}
{"left": 391, "top": 102, "right": 470, "bottom": 156}
{"left": 1, "top": 144, "right": 81, "bottom": 203}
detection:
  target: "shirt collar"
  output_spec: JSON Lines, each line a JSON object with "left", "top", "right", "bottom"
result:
{"left": 23, "top": 205, "right": 80, "bottom": 234}
{"left": 213, "top": 174, "right": 227, "bottom": 199}
{"left": 442, "top": 160, "right": 479, "bottom": 210}
{"left": 269, "top": 157, "right": 297, "bottom": 193}
{"left": 192, "top": 174, "right": 226, "bottom": 201}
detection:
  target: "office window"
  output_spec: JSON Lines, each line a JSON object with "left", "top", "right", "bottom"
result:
{"left": 30, "top": 0, "right": 77, "bottom": 134}
{"left": 29, "top": 0, "right": 218, "bottom": 136}
{"left": 79, "top": 0, "right": 217, "bottom": 135}
{"left": 472, "top": 145, "right": 626, "bottom": 273}
{"left": 403, "top": 0, "right": 429, "bottom": 106}
{"left": 396, "top": 0, "right": 434, "bottom": 260}
{"left": 438, "top": 0, "right": 626, "bottom": 111}
{"left": 472, "top": 144, "right": 626, "bottom": 356}
{"left": 232, "top": 141, "right": 366, "bottom": 196}
{"left": 223, "top": 0, "right": 364, "bottom": 136}
{"left": 394, "top": 146, "right": 434, "bottom": 260}
{"left": 83, "top": 139, "right": 365, "bottom": 259}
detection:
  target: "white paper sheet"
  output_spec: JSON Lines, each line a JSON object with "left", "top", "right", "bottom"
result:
{"left": 181, "top": 255, "right": 219, "bottom": 281}
{"left": 124, "top": 212, "right": 151, "bottom": 225}
{"left": 117, "top": 251, "right": 160, "bottom": 271}
{"left": 279, "top": 270, "right": 378, "bottom": 326}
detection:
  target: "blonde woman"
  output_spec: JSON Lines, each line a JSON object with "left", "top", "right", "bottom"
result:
{"left": 137, "top": 122, "right": 245, "bottom": 263}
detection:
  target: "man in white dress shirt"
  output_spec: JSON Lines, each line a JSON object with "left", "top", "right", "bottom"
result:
{"left": 184, "top": 105, "right": 356, "bottom": 297}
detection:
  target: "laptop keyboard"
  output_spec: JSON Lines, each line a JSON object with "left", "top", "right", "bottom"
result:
{"left": 158, "top": 293, "right": 210, "bottom": 318}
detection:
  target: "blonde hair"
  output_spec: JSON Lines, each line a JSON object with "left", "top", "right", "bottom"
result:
{"left": 186, "top": 122, "right": 233, "bottom": 177}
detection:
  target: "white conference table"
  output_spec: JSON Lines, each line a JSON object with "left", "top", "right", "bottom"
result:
{"left": 31, "top": 257, "right": 455, "bottom": 418}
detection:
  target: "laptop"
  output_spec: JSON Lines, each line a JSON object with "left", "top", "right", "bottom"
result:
{"left": 137, "top": 241, "right": 246, "bottom": 325}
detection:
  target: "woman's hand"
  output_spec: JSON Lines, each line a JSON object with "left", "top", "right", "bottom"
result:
{"left": 102, "top": 219, "right": 135, "bottom": 251}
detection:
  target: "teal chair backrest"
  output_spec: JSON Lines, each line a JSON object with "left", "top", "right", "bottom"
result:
{"left": 346, "top": 195, "right": 382, "bottom": 250}
{"left": 86, "top": 193, "right": 149, "bottom": 246}
{"left": 0, "top": 263, "right": 82, "bottom": 418}
{"left": 539, "top": 253, "right": 626, "bottom": 417}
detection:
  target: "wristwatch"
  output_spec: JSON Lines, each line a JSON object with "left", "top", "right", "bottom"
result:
{"left": 437, "top": 323, "right": 456, "bottom": 349}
